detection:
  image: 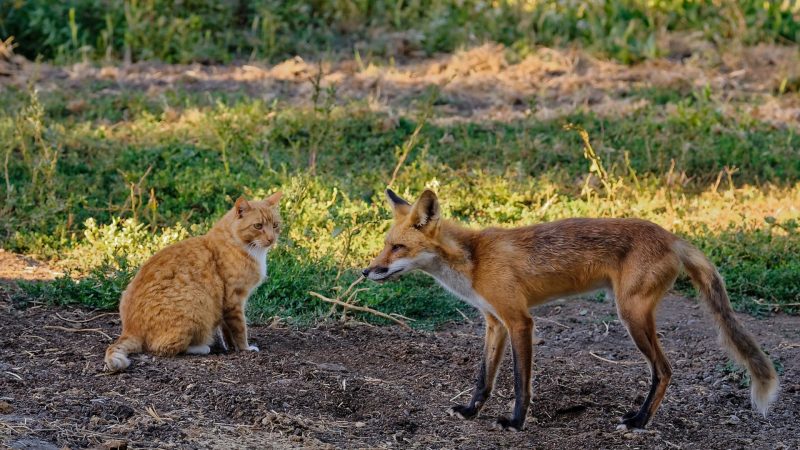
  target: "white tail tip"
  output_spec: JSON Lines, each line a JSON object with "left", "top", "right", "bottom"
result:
{"left": 751, "top": 378, "right": 779, "bottom": 417}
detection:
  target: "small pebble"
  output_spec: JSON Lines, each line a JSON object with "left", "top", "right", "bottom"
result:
{"left": 100, "top": 440, "right": 127, "bottom": 450}
{"left": 726, "top": 414, "right": 741, "bottom": 425}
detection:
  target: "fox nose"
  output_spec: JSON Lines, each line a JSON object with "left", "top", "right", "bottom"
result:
{"left": 362, "top": 267, "right": 388, "bottom": 277}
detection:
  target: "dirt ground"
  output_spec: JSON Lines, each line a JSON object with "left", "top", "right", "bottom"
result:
{"left": 3, "top": 42, "right": 800, "bottom": 127}
{"left": 1, "top": 280, "right": 798, "bottom": 449}
{"left": 3, "top": 42, "right": 800, "bottom": 447}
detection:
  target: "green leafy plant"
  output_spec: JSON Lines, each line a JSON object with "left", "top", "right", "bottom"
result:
{"left": 1, "top": 81, "right": 798, "bottom": 328}
{"left": 2, "top": 1, "right": 799, "bottom": 64}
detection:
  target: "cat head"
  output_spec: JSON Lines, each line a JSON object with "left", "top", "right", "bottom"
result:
{"left": 230, "top": 192, "right": 283, "bottom": 250}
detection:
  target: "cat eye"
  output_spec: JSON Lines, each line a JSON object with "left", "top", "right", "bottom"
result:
{"left": 253, "top": 223, "right": 263, "bottom": 230}
{"left": 391, "top": 244, "right": 405, "bottom": 253}
{"left": 272, "top": 223, "right": 280, "bottom": 231}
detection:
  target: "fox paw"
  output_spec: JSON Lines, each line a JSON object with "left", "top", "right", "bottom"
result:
{"left": 618, "top": 411, "right": 647, "bottom": 430}
{"left": 447, "top": 405, "right": 478, "bottom": 420}
{"left": 493, "top": 417, "right": 523, "bottom": 432}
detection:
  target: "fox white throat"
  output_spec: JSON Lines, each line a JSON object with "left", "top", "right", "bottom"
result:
{"left": 384, "top": 252, "right": 497, "bottom": 316}
{"left": 423, "top": 261, "right": 497, "bottom": 317}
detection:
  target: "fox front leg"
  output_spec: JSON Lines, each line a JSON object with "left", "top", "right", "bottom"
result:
{"left": 494, "top": 316, "right": 533, "bottom": 432}
{"left": 449, "top": 314, "right": 507, "bottom": 419}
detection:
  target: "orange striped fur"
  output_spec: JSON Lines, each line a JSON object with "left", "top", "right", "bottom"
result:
{"left": 105, "top": 193, "right": 282, "bottom": 372}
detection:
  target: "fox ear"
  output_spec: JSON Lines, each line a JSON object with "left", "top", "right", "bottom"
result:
{"left": 265, "top": 191, "right": 283, "bottom": 206}
{"left": 410, "top": 189, "right": 440, "bottom": 233}
{"left": 235, "top": 196, "right": 251, "bottom": 218}
{"left": 385, "top": 188, "right": 411, "bottom": 217}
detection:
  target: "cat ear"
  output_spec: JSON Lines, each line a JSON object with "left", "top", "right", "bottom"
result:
{"left": 265, "top": 191, "right": 283, "bottom": 206}
{"left": 235, "top": 196, "right": 251, "bottom": 218}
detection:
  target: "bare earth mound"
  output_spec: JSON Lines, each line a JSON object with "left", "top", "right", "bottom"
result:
{"left": 4, "top": 43, "right": 800, "bottom": 127}
{"left": 1, "top": 292, "right": 798, "bottom": 449}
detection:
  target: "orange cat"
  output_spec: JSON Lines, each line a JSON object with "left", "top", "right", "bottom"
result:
{"left": 104, "top": 193, "right": 282, "bottom": 371}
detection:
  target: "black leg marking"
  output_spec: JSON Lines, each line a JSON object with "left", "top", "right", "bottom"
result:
{"left": 449, "top": 314, "right": 507, "bottom": 422}
{"left": 620, "top": 370, "right": 659, "bottom": 429}
{"left": 449, "top": 361, "right": 489, "bottom": 419}
{"left": 495, "top": 320, "right": 532, "bottom": 432}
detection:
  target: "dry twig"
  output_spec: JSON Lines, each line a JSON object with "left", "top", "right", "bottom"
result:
{"left": 324, "top": 276, "right": 366, "bottom": 319}
{"left": 755, "top": 299, "right": 800, "bottom": 307}
{"left": 43, "top": 325, "right": 113, "bottom": 341}
{"left": 535, "top": 316, "right": 571, "bottom": 329}
{"left": 55, "top": 312, "right": 116, "bottom": 324}
{"left": 588, "top": 351, "right": 642, "bottom": 366}
{"left": 309, "top": 291, "right": 412, "bottom": 330}
{"left": 4, "top": 371, "right": 22, "bottom": 381}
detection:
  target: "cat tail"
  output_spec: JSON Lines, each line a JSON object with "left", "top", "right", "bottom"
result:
{"left": 104, "top": 334, "right": 143, "bottom": 372}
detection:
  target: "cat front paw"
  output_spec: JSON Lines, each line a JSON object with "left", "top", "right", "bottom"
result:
{"left": 246, "top": 344, "right": 260, "bottom": 352}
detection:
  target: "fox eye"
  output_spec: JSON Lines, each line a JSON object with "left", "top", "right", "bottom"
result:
{"left": 391, "top": 244, "right": 405, "bottom": 253}
{"left": 253, "top": 223, "right": 263, "bottom": 230}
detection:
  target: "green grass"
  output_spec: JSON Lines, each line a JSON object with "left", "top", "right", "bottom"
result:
{"left": 3, "top": 1, "right": 800, "bottom": 65}
{"left": 2, "top": 79, "right": 799, "bottom": 327}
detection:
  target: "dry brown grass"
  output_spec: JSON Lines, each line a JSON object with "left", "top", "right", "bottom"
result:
{"left": 5, "top": 39, "right": 799, "bottom": 126}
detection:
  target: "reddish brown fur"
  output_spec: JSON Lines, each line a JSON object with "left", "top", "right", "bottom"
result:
{"left": 365, "top": 189, "right": 778, "bottom": 431}
{"left": 104, "top": 193, "right": 282, "bottom": 372}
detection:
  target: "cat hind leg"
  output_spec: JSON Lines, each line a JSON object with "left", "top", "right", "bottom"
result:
{"left": 149, "top": 333, "right": 193, "bottom": 357}
{"left": 186, "top": 344, "right": 211, "bottom": 355}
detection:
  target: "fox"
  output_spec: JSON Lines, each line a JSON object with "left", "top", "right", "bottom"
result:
{"left": 362, "top": 188, "right": 778, "bottom": 432}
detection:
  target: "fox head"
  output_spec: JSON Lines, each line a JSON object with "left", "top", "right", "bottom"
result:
{"left": 362, "top": 189, "right": 444, "bottom": 282}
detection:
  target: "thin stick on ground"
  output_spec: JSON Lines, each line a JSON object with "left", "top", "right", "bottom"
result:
{"left": 588, "top": 351, "right": 643, "bottom": 366}
{"left": 755, "top": 299, "right": 800, "bottom": 307}
{"left": 389, "top": 312, "right": 416, "bottom": 322}
{"left": 449, "top": 387, "right": 472, "bottom": 402}
{"left": 455, "top": 308, "right": 473, "bottom": 324}
{"left": 309, "top": 291, "right": 412, "bottom": 330}
{"left": 55, "top": 312, "right": 117, "bottom": 324}
{"left": 340, "top": 288, "right": 370, "bottom": 322}
{"left": 43, "top": 325, "right": 113, "bottom": 341}
{"left": 535, "top": 316, "right": 571, "bottom": 329}
{"left": 325, "top": 276, "right": 366, "bottom": 319}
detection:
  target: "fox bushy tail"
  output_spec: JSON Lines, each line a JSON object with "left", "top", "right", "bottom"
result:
{"left": 104, "top": 334, "right": 143, "bottom": 372}
{"left": 674, "top": 241, "right": 778, "bottom": 415}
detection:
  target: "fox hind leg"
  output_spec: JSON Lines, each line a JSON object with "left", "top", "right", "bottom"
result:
{"left": 616, "top": 295, "right": 672, "bottom": 429}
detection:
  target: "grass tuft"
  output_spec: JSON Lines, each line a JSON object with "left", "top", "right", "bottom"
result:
{"left": 2, "top": 81, "right": 799, "bottom": 327}
{"left": 2, "top": 1, "right": 800, "bottom": 64}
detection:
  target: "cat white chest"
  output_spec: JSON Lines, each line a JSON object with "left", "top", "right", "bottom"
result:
{"left": 247, "top": 247, "right": 268, "bottom": 282}
{"left": 427, "top": 265, "right": 497, "bottom": 316}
